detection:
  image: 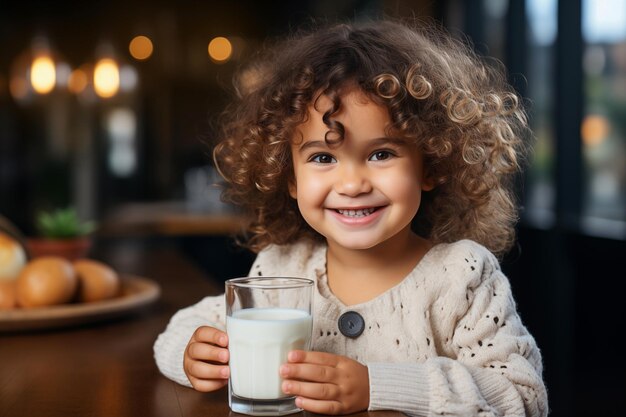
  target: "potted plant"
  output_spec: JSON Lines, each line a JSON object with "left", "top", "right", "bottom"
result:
{"left": 26, "top": 207, "right": 96, "bottom": 261}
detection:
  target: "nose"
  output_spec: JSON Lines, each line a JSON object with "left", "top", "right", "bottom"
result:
{"left": 334, "top": 164, "right": 372, "bottom": 196}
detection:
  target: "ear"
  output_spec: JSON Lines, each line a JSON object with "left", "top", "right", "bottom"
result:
{"left": 420, "top": 165, "right": 435, "bottom": 191}
{"left": 421, "top": 175, "right": 435, "bottom": 192}
{"left": 288, "top": 178, "right": 297, "bottom": 199}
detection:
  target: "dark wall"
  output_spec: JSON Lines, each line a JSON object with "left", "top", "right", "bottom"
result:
{"left": 502, "top": 226, "right": 624, "bottom": 417}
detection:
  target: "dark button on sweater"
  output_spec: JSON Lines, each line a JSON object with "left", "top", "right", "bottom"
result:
{"left": 338, "top": 311, "right": 365, "bottom": 338}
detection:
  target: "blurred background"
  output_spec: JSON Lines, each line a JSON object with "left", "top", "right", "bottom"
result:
{"left": 0, "top": 0, "right": 624, "bottom": 416}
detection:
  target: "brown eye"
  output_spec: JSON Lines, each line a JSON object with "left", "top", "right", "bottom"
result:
{"left": 310, "top": 154, "right": 336, "bottom": 164}
{"left": 370, "top": 150, "right": 393, "bottom": 161}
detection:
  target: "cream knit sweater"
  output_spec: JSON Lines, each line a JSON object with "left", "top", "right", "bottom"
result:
{"left": 154, "top": 239, "right": 548, "bottom": 416}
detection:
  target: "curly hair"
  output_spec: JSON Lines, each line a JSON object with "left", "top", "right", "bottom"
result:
{"left": 213, "top": 19, "right": 530, "bottom": 257}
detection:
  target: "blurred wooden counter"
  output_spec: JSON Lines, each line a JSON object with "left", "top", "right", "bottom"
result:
{"left": 0, "top": 242, "right": 404, "bottom": 417}
{"left": 100, "top": 201, "right": 245, "bottom": 236}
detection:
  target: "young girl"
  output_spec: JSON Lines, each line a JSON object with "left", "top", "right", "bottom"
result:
{"left": 154, "top": 20, "right": 548, "bottom": 416}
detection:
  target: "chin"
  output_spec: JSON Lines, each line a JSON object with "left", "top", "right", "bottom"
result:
{"left": 327, "top": 236, "right": 382, "bottom": 251}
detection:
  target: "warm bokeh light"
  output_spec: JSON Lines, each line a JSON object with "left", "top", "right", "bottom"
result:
{"left": 30, "top": 56, "right": 56, "bottom": 94}
{"left": 129, "top": 35, "right": 153, "bottom": 60}
{"left": 581, "top": 114, "right": 610, "bottom": 147}
{"left": 208, "top": 37, "right": 232, "bottom": 63}
{"left": 94, "top": 58, "right": 120, "bottom": 98}
{"left": 68, "top": 68, "right": 88, "bottom": 94}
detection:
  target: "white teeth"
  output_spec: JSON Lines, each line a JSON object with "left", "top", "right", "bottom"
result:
{"left": 337, "top": 208, "right": 376, "bottom": 217}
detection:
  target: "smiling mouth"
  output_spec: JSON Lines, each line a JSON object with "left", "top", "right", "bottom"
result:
{"left": 334, "top": 207, "right": 379, "bottom": 218}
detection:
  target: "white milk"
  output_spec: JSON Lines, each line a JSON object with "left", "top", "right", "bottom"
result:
{"left": 227, "top": 308, "right": 313, "bottom": 400}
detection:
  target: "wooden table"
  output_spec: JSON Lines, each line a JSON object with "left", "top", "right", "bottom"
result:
{"left": 0, "top": 241, "right": 403, "bottom": 417}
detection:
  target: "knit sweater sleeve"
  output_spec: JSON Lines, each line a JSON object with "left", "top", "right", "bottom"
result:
{"left": 368, "top": 242, "right": 548, "bottom": 417}
{"left": 153, "top": 295, "right": 227, "bottom": 387}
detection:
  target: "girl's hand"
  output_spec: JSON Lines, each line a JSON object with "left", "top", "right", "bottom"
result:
{"left": 183, "top": 326, "right": 230, "bottom": 392}
{"left": 280, "top": 350, "right": 370, "bottom": 415}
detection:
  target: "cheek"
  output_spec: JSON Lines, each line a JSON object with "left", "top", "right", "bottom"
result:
{"left": 295, "top": 173, "right": 329, "bottom": 234}
{"left": 294, "top": 172, "right": 329, "bottom": 207}
{"left": 378, "top": 172, "right": 422, "bottom": 209}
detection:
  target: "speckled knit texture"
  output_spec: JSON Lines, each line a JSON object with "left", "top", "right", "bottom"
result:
{"left": 153, "top": 239, "right": 548, "bottom": 417}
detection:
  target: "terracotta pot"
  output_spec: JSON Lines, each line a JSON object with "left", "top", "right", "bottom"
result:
{"left": 26, "top": 237, "right": 93, "bottom": 261}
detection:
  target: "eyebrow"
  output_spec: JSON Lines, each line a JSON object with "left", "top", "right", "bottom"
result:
{"left": 297, "top": 140, "right": 326, "bottom": 154}
{"left": 297, "top": 137, "right": 408, "bottom": 154}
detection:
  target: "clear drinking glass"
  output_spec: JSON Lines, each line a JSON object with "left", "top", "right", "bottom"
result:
{"left": 225, "top": 277, "right": 314, "bottom": 416}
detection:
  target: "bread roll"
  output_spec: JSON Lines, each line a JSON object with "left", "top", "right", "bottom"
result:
{"left": 73, "top": 259, "right": 120, "bottom": 302}
{"left": 0, "top": 232, "right": 27, "bottom": 281}
{"left": 0, "top": 280, "right": 17, "bottom": 309}
{"left": 16, "top": 257, "right": 77, "bottom": 308}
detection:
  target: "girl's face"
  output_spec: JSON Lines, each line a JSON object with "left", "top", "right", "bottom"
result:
{"left": 289, "top": 88, "right": 433, "bottom": 251}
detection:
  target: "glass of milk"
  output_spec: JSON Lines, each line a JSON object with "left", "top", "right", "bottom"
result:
{"left": 225, "top": 277, "right": 314, "bottom": 416}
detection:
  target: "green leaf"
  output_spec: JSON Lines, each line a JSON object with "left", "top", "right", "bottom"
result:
{"left": 35, "top": 207, "right": 97, "bottom": 238}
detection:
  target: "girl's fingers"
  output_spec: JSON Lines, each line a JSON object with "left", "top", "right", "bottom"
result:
{"left": 282, "top": 379, "right": 339, "bottom": 400}
{"left": 187, "top": 341, "right": 229, "bottom": 363}
{"left": 193, "top": 326, "right": 228, "bottom": 347}
{"left": 188, "top": 375, "right": 229, "bottom": 393}
{"left": 186, "top": 359, "right": 230, "bottom": 380}
{"left": 295, "top": 396, "right": 343, "bottom": 415}
{"left": 280, "top": 363, "right": 336, "bottom": 383}
{"left": 288, "top": 350, "right": 340, "bottom": 366}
